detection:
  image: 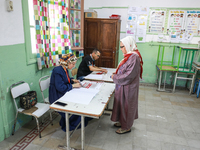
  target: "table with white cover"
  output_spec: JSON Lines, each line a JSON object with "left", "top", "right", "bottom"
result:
{"left": 50, "top": 81, "right": 115, "bottom": 150}
{"left": 84, "top": 67, "right": 116, "bottom": 83}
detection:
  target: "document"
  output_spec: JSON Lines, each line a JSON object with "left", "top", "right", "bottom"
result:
{"left": 58, "top": 81, "right": 103, "bottom": 105}
{"left": 84, "top": 74, "right": 103, "bottom": 80}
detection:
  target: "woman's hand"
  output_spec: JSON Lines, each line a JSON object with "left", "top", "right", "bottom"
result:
{"left": 111, "top": 74, "right": 115, "bottom": 79}
{"left": 72, "top": 79, "right": 80, "bottom": 83}
{"left": 72, "top": 83, "right": 81, "bottom": 88}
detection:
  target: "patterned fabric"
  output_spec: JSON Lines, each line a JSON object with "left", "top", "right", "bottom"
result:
{"left": 33, "top": 0, "right": 83, "bottom": 70}
{"left": 59, "top": 53, "right": 77, "bottom": 67}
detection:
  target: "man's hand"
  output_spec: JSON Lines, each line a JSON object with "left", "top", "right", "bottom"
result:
{"left": 101, "top": 69, "right": 108, "bottom": 73}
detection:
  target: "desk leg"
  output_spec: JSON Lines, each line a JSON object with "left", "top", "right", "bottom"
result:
{"left": 158, "top": 70, "right": 162, "bottom": 91}
{"left": 163, "top": 71, "right": 167, "bottom": 90}
{"left": 81, "top": 116, "right": 85, "bottom": 150}
{"left": 190, "top": 72, "right": 196, "bottom": 95}
{"left": 66, "top": 113, "right": 70, "bottom": 150}
{"left": 173, "top": 72, "right": 178, "bottom": 93}
{"left": 190, "top": 69, "right": 198, "bottom": 95}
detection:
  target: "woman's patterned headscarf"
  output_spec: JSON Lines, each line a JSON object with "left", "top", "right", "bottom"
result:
{"left": 59, "top": 53, "right": 77, "bottom": 68}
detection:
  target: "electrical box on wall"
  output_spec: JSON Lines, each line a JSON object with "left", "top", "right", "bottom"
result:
{"left": 6, "top": 0, "right": 13, "bottom": 12}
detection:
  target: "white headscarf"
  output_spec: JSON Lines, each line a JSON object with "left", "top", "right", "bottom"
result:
{"left": 120, "top": 36, "right": 138, "bottom": 54}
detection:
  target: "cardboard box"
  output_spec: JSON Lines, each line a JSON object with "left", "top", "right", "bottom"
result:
{"left": 84, "top": 11, "right": 97, "bottom": 18}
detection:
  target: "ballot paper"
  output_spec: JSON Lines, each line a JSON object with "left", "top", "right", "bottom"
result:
{"left": 81, "top": 81, "right": 103, "bottom": 90}
{"left": 85, "top": 69, "right": 116, "bottom": 82}
{"left": 58, "top": 81, "right": 103, "bottom": 105}
{"left": 84, "top": 74, "right": 103, "bottom": 80}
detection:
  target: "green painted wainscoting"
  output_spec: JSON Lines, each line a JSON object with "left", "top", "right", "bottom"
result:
{"left": 0, "top": 41, "right": 198, "bottom": 142}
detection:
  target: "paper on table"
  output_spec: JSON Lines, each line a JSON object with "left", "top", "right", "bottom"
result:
{"left": 84, "top": 74, "right": 103, "bottom": 80}
{"left": 59, "top": 81, "right": 103, "bottom": 105}
{"left": 81, "top": 81, "right": 103, "bottom": 90}
{"left": 59, "top": 88, "right": 99, "bottom": 105}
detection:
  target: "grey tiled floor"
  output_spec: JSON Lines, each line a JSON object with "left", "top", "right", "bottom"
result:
{"left": 1, "top": 85, "right": 200, "bottom": 150}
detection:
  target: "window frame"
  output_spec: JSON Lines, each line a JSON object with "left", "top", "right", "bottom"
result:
{"left": 68, "top": 0, "right": 84, "bottom": 50}
{"left": 21, "top": 0, "right": 37, "bottom": 65}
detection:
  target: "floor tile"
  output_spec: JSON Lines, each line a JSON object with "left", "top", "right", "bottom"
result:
{"left": 2, "top": 85, "right": 200, "bottom": 150}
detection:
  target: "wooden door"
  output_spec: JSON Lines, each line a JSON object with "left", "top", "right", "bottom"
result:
{"left": 84, "top": 19, "right": 100, "bottom": 57}
{"left": 84, "top": 18, "right": 120, "bottom": 68}
{"left": 99, "top": 20, "right": 118, "bottom": 68}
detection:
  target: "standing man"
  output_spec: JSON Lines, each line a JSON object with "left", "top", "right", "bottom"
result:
{"left": 77, "top": 48, "right": 108, "bottom": 81}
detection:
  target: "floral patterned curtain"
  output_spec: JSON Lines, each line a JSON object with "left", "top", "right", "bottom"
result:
{"left": 33, "top": 0, "right": 74, "bottom": 70}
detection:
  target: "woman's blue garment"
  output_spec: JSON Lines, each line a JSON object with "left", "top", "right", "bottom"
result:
{"left": 49, "top": 66, "right": 91, "bottom": 131}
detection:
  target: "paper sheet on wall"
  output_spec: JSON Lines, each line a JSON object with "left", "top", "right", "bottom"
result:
{"left": 149, "top": 11, "right": 166, "bottom": 33}
{"left": 126, "top": 7, "right": 149, "bottom": 42}
{"left": 185, "top": 10, "right": 200, "bottom": 36}
{"left": 157, "top": 34, "right": 167, "bottom": 42}
{"left": 126, "top": 14, "right": 137, "bottom": 38}
{"left": 136, "top": 34, "right": 146, "bottom": 43}
{"left": 169, "top": 32, "right": 179, "bottom": 43}
{"left": 167, "top": 10, "right": 186, "bottom": 35}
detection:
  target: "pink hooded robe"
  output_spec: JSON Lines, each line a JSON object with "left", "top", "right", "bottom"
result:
{"left": 111, "top": 36, "right": 142, "bottom": 130}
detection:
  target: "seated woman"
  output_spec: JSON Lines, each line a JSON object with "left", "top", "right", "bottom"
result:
{"left": 49, "top": 54, "right": 91, "bottom": 131}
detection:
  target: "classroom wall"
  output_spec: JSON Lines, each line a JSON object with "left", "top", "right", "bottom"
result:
{"left": 0, "top": 0, "right": 200, "bottom": 143}
{"left": 0, "top": 0, "right": 83, "bottom": 142}
{"left": 85, "top": 0, "right": 200, "bottom": 84}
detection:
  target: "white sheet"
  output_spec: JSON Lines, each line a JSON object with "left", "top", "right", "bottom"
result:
{"left": 84, "top": 74, "right": 103, "bottom": 80}
{"left": 58, "top": 81, "right": 103, "bottom": 105}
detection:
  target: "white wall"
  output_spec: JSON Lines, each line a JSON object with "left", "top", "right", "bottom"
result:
{"left": 0, "top": 0, "right": 24, "bottom": 46}
{"left": 0, "top": 0, "right": 199, "bottom": 46}
{"left": 85, "top": 0, "right": 200, "bottom": 9}
{"left": 84, "top": 0, "right": 200, "bottom": 43}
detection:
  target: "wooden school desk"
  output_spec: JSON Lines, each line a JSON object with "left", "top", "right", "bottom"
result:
{"left": 50, "top": 82, "right": 115, "bottom": 150}
{"left": 84, "top": 67, "right": 116, "bottom": 83}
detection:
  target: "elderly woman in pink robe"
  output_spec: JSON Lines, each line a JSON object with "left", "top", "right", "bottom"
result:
{"left": 111, "top": 36, "right": 143, "bottom": 134}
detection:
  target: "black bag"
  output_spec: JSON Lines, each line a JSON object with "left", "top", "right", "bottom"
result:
{"left": 20, "top": 91, "right": 37, "bottom": 110}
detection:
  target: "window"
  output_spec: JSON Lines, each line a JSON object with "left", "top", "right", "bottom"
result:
{"left": 22, "top": 0, "right": 84, "bottom": 66}
{"left": 22, "top": 0, "right": 37, "bottom": 64}
{"left": 68, "top": 0, "right": 84, "bottom": 51}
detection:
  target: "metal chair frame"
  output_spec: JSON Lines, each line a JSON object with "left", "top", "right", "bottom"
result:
{"left": 10, "top": 81, "right": 53, "bottom": 138}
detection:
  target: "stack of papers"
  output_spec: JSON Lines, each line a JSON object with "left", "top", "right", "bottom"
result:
{"left": 81, "top": 81, "right": 103, "bottom": 90}
{"left": 58, "top": 81, "right": 103, "bottom": 105}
